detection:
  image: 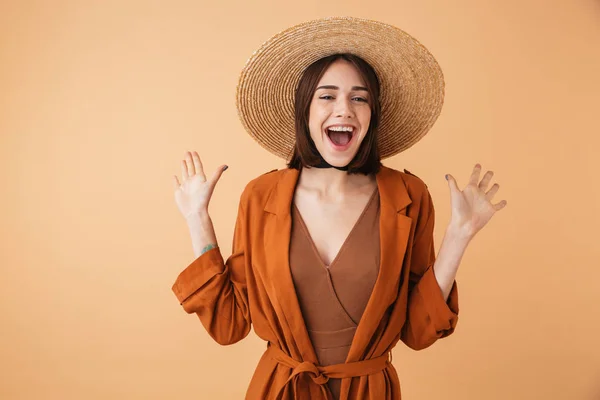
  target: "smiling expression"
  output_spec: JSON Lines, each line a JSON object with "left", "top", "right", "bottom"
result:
{"left": 308, "top": 59, "right": 372, "bottom": 168}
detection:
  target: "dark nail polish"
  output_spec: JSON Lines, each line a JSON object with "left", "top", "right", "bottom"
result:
{"left": 223, "top": 165, "right": 229, "bottom": 171}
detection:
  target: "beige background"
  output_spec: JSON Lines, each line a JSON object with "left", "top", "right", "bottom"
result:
{"left": 1, "top": 0, "right": 599, "bottom": 399}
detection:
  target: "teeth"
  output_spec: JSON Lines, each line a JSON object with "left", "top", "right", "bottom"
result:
{"left": 327, "top": 126, "right": 354, "bottom": 132}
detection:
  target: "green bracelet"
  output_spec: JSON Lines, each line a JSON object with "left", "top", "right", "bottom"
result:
{"left": 200, "top": 243, "right": 217, "bottom": 255}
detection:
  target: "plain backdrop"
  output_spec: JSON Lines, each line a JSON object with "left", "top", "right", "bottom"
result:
{"left": 1, "top": 0, "right": 600, "bottom": 399}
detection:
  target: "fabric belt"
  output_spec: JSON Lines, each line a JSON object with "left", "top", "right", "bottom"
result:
{"left": 267, "top": 343, "right": 391, "bottom": 400}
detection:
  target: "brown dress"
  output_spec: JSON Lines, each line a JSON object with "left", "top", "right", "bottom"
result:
{"left": 290, "top": 188, "right": 380, "bottom": 399}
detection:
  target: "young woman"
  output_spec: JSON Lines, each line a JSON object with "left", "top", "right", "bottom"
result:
{"left": 171, "top": 17, "right": 506, "bottom": 400}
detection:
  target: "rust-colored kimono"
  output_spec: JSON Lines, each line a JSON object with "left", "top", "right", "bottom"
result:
{"left": 172, "top": 165, "right": 459, "bottom": 399}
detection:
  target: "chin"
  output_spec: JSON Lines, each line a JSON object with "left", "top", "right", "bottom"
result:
{"left": 320, "top": 151, "right": 357, "bottom": 168}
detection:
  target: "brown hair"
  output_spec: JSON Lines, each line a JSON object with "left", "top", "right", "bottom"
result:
{"left": 286, "top": 53, "right": 382, "bottom": 175}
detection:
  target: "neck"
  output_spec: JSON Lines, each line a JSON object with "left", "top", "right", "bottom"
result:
{"left": 298, "top": 165, "right": 373, "bottom": 199}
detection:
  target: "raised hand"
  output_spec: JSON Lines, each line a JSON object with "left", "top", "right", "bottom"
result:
{"left": 173, "top": 151, "right": 228, "bottom": 219}
{"left": 445, "top": 163, "right": 507, "bottom": 240}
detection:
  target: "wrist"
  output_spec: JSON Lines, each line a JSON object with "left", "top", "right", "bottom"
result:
{"left": 445, "top": 222, "right": 474, "bottom": 244}
{"left": 185, "top": 210, "right": 210, "bottom": 226}
{"left": 185, "top": 208, "right": 209, "bottom": 219}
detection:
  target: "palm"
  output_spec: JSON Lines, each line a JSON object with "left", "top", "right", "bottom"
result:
{"left": 173, "top": 151, "right": 227, "bottom": 219}
{"left": 447, "top": 164, "right": 507, "bottom": 239}
{"left": 175, "top": 174, "right": 213, "bottom": 217}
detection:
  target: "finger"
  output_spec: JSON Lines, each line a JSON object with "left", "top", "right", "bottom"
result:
{"left": 192, "top": 151, "right": 206, "bottom": 180}
{"left": 210, "top": 164, "right": 229, "bottom": 186}
{"left": 479, "top": 170, "right": 494, "bottom": 191}
{"left": 446, "top": 174, "right": 460, "bottom": 194}
{"left": 181, "top": 160, "right": 188, "bottom": 180}
{"left": 486, "top": 183, "right": 499, "bottom": 200}
{"left": 173, "top": 175, "right": 181, "bottom": 190}
{"left": 469, "top": 163, "right": 482, "bottom": 186}
{"left": 493, "top": 200, "right": 507, "bottom": 211}
{"left": 185, "top": 151, "right": 196, "bottom": 177}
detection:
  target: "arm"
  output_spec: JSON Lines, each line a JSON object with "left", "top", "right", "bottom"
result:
{"left": 185, "top": 211, "right": 219, "bottom": 258}
{"left": 172, "top": 197, "right": 251, "bottom": 346}
{"left": 400, "top": 189, "right": 461, "bottom": 351}
{"left": 433, "top": 225, "right": 471, "bottom": 300}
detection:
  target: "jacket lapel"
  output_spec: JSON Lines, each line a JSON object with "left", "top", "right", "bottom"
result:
{"left": 263, "top": 168, "right": 320, "bottom": 363}
{"left": 345, "top": 166, "right": 413, "bottom": 362}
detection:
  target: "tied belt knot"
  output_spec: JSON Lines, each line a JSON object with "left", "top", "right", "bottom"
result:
{"left": 267, "top": 343, "right": 392, "bottom": 400}
{"left": 293, "top": 361, "right": 330, "bottom": 385}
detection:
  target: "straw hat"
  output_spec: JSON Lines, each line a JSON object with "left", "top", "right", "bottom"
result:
{"left": 235, "top": 16, "right": 445, "bottom": 160}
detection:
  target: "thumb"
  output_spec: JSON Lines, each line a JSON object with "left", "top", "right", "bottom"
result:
{"left": 210, "top": 164, "right": 229, "bottom": 185}
{"left": 446, "top": 174, "right": 460, "bottom": 193}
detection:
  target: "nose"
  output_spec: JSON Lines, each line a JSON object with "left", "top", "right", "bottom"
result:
{"left": 334, "top": 97, "right": 355, "bottom": 118}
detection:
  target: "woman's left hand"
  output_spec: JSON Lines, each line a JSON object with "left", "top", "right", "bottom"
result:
{"left": 445, "top": 163, "right": 507, "bottom": 240}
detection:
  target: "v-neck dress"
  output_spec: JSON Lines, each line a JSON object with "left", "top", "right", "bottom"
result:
{"left": 289, "top": 188, "right": 380, "bottom": 399}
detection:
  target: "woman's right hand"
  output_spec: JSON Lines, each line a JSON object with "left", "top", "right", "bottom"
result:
{"left": 173, "top": 151, "right": 228, "bottom": 220}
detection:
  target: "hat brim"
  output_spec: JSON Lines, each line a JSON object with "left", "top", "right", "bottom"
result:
{"left": 236, "top": 16, "right": 445, "bottom": 160}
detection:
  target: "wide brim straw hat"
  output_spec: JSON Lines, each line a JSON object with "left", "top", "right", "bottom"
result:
{"left": 235, "top": 16, "right": 445, "bottom": 160}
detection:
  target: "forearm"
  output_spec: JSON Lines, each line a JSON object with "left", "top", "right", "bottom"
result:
{"left": 186, "top": 212, "right": 219, "bottom": 258}
{"left": 433, "top": 224, "right": 472, "bottom": 300}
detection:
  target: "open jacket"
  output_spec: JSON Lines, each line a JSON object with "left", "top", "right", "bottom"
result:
{"left": 172, "top": 165, "right": 459, "bottom": 399}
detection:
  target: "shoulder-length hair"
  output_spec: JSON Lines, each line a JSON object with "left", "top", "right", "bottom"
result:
{"left": 287, "top": 53, "right": 382, "bottom": 175}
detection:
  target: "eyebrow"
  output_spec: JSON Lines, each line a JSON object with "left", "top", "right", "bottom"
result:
{"left": 315, "top": 85, "right": 369, "bottom": 92}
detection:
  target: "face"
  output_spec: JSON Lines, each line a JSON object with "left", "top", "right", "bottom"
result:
{"left": 308, "top": 59, "right": 372, "bottom": 168}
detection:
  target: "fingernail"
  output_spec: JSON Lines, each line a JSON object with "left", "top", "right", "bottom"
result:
{"left": 223, "top": 165, "right": 229, "bottom": 171}
{"left": 445, "top": 174, "right": 449, "bottom": 180}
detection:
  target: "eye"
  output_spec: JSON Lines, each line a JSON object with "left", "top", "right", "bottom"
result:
{"left": 319, "top": 95, "right": 368, "bottom": 102}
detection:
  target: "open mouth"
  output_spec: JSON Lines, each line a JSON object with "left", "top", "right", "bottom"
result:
{"left": 325, "top": 128, "right": 354, "bottom": 147}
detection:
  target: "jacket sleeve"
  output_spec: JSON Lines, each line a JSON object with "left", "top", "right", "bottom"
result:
{"left": 400, "top": 188, "right": 459, "bottom": 351}
{"left": 171, "top": 196, "right": 251, "bottom": 346}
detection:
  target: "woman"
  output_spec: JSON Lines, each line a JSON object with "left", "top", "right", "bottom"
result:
{"left": 171, "top": 17, "right": 506, "bottom": 400}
